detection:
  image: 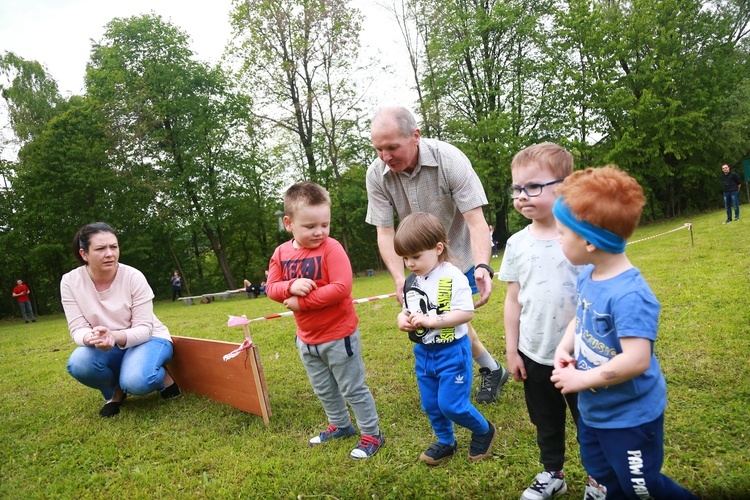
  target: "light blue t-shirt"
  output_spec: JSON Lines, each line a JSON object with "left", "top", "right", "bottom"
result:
{"left": 574, "top": 265, "right": 667, "bottom": 428}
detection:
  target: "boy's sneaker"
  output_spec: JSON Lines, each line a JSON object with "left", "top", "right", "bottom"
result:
{"left": 419, "top": 441, "right": 458, "bottom": 465}
{"left": 521, "top": 470, "right": 567, "bottom": 500}
{"left": 723, "top": 219, "right": 731, "bottom": 224}
{"left": 476, "top": 364, "right": 510, "bottom": 404}
{"left": 309, "top": 423, "right": 356, "bottom": 446}
{"left": 584, "top": 476, "right": 607, "bottom": 500}
{"left": 468, "top": 421, "right": 496, "bottom": 462}
{"left": 349, "top": 431, "right": 385, "bottom": 459}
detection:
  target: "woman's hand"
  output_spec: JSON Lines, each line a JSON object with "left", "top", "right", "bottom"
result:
{"left": 88, "top": 326, "right": 117, "bottom": 350}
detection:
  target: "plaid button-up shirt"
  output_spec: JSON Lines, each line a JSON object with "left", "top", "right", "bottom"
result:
{"left": 366, "top": 138, "right": 488, "bottom": 273}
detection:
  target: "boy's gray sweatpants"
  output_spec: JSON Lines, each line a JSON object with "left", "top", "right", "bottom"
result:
{"left": 296, "top": 328, "right": 380, "bottom": 436}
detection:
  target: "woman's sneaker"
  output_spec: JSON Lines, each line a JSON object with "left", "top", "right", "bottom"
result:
{"left": 419, "top": 441, "right": 458, "bottom": 465}
{"left": 521, "top": 470, "right": 567, "bottom": 500}
{"left": 309, "top": 423, "right": 356, "bottom": 446}
{"left": 349, "top": 432, "right": 385, "bottom": 459}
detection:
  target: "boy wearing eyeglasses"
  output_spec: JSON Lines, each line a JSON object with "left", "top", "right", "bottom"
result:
{"left": 498, "top": 142, "right": 584, "bottom": 500}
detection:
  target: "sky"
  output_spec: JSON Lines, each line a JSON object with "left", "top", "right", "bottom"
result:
{"left": 0, "top": 0, "right": 416, "bottom": 103}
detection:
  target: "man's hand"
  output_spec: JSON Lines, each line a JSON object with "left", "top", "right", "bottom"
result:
{"left": 473, "top": 267, "right": 493, "bottom": 308}
{"left": 394, "top": 277, "right": 405, "bottom": 306}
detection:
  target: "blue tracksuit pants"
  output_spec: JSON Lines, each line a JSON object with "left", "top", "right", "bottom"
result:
{"left": 414, "top": 335, "right": 489, "bottom": 444}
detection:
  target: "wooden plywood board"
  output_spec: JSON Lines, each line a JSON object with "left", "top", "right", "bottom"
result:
{"left": 167, "top": 336, "right": 271, "bottom": 424}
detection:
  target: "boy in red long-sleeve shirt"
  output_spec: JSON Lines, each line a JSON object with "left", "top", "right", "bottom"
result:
{"left": 266, "top": 181, "right": 384, "bottom": 460}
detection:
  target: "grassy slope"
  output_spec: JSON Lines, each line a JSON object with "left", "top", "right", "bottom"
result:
{"left": 0, "top": 210, "right": 748, "bottom": 499}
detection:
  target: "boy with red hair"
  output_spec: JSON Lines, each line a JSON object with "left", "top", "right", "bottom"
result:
{"left": 551, "top": 166, "right": 696, "bottom": 499}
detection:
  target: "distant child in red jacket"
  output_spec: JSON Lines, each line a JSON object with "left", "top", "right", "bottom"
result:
{"left": 266, "top": 181, "right": 384, "bottom": 460}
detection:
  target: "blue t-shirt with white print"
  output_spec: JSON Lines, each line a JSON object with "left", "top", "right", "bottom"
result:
{"left": 574, "top": 265, "right": 667, "bottom": 428}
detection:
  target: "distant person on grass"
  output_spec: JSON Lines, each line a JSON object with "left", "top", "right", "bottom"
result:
{"left": 243, "top": 279, "right": 262, "bottom": 297}
{"left": 394, "top": 212, "right": 496, "bottom": 465}
{"left": 366, "top": 106, "right": 509, "bottom": 405}
{"left": 62, "top": 222, "right": 180, "bottom": 418}
{"left": 12, "top": 279, "right": 35, "bottom": 323}
{"left": 170, "top": 271, "right": 183, "bottom": 301}
{"left": 551, "top": 167, "right": 698, "bottom": 499}
{"left": 720, "top": 164, "right": 741, "bottom": 223}
{"left": 499, "top": 143, "right": 583, "bottom": 500}
{"left": 488, "top": 224, "right": 498, "bottom": 258}
{"left": 266, "top": 182, "right": 384, "bottom": 460}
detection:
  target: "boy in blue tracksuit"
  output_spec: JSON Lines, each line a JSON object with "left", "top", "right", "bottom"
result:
{"left": 551, "top": 166, "right": 697, "bottom": 499}
{"left": 394, "top": 212, "right": 496, "bottom": 465}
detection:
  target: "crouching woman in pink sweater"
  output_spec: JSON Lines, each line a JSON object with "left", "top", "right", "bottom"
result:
{"left": 62, "top": 222, "right": 180, "bottom": 417}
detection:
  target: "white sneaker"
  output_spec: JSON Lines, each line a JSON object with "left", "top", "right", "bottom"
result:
{"left": 583, "top": 476, "right": 607, "bottom": 500}
{"left": 521, "top": 471, "right": 567, "bottom": 500}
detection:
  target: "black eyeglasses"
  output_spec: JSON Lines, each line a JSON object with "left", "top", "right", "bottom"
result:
{"left": 507, "top": 179, "right": 564, "bottom": 199}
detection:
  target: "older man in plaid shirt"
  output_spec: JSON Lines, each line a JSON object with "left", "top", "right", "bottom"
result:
{"left": 366, "top": 106, "right": 509, "bottom": 404}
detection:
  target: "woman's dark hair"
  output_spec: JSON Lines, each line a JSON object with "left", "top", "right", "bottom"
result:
{"left": 72, "top": 222, "right": 117, "bottom": 265}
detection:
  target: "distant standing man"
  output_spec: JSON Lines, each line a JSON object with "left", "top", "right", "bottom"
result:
{"left": 366, "top": 106, "right": 510, "bottom": 404}
{"left": 721, "top": 164, "right": 741, "bottom": 224}
{"left": 12, "top": 279, "right": 35, "bottom": 323}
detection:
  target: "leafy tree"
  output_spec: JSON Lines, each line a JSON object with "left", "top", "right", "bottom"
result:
{"left": 393, "top": 0, "right": 560, "bottom": 245}
{"left": 230, "top": 0, "right": 376, "bottom": 256}
{"left": 382, "top": 0, "right": 445, "bottom": 138}
{"left": 230, "top": 0, "right": 364, "bottom": 179}
{"left": 0, "top": 54, "right": 75, "bottom": 316}
{"left": 554, "top": 0, "right": 750, "bottom": 217}
{"left": 86, "top": 14, "right": 268, "bottom": 289}
{"left": 0, "top": 52, "right": 65, "bottom": 144}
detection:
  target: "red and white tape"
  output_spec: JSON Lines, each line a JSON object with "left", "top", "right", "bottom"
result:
{"left": 222, "top": 292, "right": 397, "bottom": 361}
{"left": 239, "top": 292, "right": 397, "bottom": 324}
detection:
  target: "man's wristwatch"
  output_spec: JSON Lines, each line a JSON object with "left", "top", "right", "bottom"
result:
{"left": 475, "top": 263, "right": 494, "bottom": 279}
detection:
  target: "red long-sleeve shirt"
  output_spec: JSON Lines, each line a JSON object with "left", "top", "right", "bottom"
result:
{"left": 12, "top": 284, "right": 31, "bottom": 303}
{"left": 266, "top": 237, "right": 358, "bottom": 345}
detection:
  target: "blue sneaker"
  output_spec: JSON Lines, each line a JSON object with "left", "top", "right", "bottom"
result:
{"left": 419, "top": 441, "right": 458, "bottom": 465}
{"left": 469, "top": 421, "right": 496, "bottom": 462}
{"left": 309, "top": 423, "right": 356, "bottom": 446}
{"left": 349, "top": 431, "right": 385, "bottom": 459}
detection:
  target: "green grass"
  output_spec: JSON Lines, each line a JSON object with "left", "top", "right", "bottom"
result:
{"left": 1, "top": 209, "right": 748, "bottom": 499}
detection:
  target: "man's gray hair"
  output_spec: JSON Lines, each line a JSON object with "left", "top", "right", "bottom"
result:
{"left": 372, "top": 106, "right": 418, "bottom": 137}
